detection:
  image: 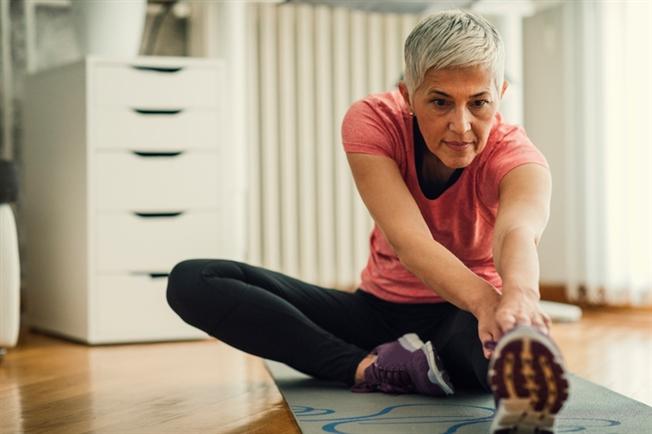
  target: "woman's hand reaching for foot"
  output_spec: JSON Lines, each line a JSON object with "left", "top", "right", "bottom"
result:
{"left": 495, "top": 284, "right": 551, "bottom": 337}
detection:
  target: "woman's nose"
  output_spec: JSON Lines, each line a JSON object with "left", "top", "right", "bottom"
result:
{"left": 448, "top": 107, "right": 472, "bottom": 134}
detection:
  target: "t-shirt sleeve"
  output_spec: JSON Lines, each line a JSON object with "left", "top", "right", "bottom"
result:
{"left": 341, "top": 99, "right": 399, "bottom": 161}
{"left": 478, "top": 126, "right": 550, "bottom": 207}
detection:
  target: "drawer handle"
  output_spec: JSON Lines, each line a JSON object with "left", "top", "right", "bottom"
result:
{"left": 148, "top": 273, "right": 170, "bottom": 279}
{"left": 131, "top": 65, "right": 184, "bottom": 73}
{"left": 133, "top": 211, "right": 185, "bottom": 218}
{"left": 129, "top": 271, "right": 170, "bottom": 279}
{"left": 131, "top": 150, "right": 184, "bottom": 158}
{"left": 133, "top": 108, "right": 183, "bottom": 115}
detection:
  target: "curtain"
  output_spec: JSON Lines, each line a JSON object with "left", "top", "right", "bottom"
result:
{"left": 565, "top": 0, "right": 652, "bottom": 306}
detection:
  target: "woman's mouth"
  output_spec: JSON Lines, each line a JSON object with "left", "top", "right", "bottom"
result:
{"left": 443, "top": 140, "right": 473, "bottom": 150}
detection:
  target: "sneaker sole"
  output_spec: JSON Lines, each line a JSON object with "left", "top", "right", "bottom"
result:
{"left": 423, "top": 341, "right": 455, "bottom": 395}
{"left": 488, "top": 326, "right": 569, "bottom": 433}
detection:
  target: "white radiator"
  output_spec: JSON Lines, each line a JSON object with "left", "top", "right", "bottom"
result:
{"left": 245, "top": 3, "right": 418, "bottom": 289}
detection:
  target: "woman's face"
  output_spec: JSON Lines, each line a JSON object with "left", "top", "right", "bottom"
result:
{"left": 401, "top": 65, "right": 507, "bottom": 170}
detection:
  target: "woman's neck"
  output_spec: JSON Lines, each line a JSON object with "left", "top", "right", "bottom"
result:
{"left": 421, "top": 152, "right": 456, "bottom": 185}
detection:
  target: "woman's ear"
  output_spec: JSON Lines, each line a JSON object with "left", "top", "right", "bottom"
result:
{"left": 500, "top": 80, "right": 509, "bottom": 98}
{"left": 398, "top": 81, "right": 413, "bottom": 112}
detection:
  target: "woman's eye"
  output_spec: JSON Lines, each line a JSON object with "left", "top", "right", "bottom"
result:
{"left": 432, "top": 99, "right": 449, "bottom": 108}
{"left": 472, "top": 99, "right": 490, "bottom": 108}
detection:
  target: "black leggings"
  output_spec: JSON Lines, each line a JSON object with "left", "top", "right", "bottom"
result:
{"left": 166, "top": 259, "right": 490, "bottom": 392}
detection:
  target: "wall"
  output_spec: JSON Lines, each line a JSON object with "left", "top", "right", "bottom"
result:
{"left": 523, "top": 3, "right": 568, "bottom": 285}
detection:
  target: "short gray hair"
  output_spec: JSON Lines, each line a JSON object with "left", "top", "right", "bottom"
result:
{"left": 403, "top": 9, "right": 505, "bottom": 96}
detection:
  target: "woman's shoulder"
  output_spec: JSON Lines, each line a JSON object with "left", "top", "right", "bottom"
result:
{"left": 487, "top": 114, "right": 529, "bottom": 146}
{"left": 474, "top": 113, "right": 549, "bottom": 207}
{"left": 345, "top": 89, "right": 411, "bottom": 124}
{"left": 342, "top": 89, "right": 411, "bottom": 165}
{"left": 480, "top": 114, "right": 541, "bottom": 163}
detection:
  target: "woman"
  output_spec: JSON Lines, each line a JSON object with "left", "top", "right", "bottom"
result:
{"left": 166, "top": 9, "right": 568, "bottom": 433}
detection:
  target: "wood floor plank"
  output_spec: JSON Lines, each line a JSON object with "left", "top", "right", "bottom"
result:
{"left": 552, "top": 307, "right": 652, "bottom": 406}
{"left": 1, "top": 331, "right": 299, "bottom": 434}
{"left": 1, "top": 307, "right": 650, "bottom": 433}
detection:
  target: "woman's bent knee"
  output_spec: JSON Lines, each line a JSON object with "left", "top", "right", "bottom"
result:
{"left": 166, "top": 258, "right": 246, "bottom": 315}
{"left": 166, "top": 259, "right": 211, "bottom": 314}
{"left": 166, "top": 258, "right": 253, "bottom": 334}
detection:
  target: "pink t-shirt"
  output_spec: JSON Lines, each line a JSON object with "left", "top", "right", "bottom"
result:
{"left": 341, "top": 90, "right": 549, "bottom": 304}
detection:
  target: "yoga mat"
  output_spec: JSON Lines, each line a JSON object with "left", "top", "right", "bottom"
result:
{"left": 265, "top": 360, "right": 652, "bottom": 434}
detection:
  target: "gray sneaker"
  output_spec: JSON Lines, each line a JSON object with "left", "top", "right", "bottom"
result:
{"left": 488, "top": 325, "right": 569, "bottom": 434}
{"left": 351, "top": 333, "right": 455, "bottom": 396}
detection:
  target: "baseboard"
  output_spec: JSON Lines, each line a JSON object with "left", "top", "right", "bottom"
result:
{"left": 540, "top": 283, "right": 569, "bottom": 303}
{"left": 540, "top": 283, "right": 652, "bottom": 312}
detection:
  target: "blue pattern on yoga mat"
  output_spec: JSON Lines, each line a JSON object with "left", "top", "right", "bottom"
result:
{"left": 265, "top": 360, "right": 651, "bottom": 433}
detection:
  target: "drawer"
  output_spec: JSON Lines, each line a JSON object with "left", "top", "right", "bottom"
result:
{"left": 92, "top": 107, "right": 220, "bottom": 151}
{"left": 95, "top": 150, "right": 220, "bottom": 211}
{"left": 94, "top": 273, "right": 209, "bottom": 343}
{"left": 92, "top": 63, "right": 220, "bottom": 108}
{"left": 96, "top": 211, "right": 222, "bottom": 272}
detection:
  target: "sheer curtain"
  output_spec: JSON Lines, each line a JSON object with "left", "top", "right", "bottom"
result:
{"left": 565, "top": 0, "right": 652, "bottom": 306}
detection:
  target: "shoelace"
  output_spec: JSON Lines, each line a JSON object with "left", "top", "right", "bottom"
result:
{"left": 367, "top": 363, "right": 415, "bottom": 393}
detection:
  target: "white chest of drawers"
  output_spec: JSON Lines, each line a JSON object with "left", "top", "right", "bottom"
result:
{"left": 23, "top": 56, "right": 245, "bottom": 344}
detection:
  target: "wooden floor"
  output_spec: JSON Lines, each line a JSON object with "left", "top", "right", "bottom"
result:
{"left": 1, "top": 307, "right": 651, "bottom": 434}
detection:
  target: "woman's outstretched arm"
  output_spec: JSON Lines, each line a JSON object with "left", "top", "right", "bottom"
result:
{"left": 492, "top": 163, "right": 553, "bottom": 334}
